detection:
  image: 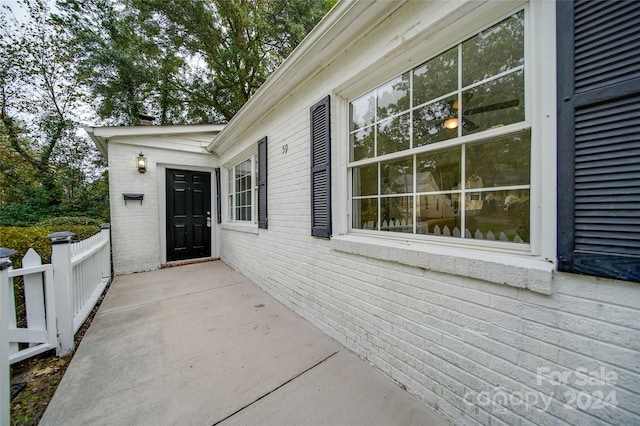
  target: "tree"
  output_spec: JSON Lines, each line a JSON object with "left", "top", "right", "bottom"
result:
{"left": 0, "top": 0, "right": 109, "bottom": 224}
{"left": 1, "top": 0, "right": 75, "bottom": 184}
{"left": 1, "top": 0, "right": 80, "bottom": 202}
{"left": 54, "top": 0, "right": 195, "bottom": 125}
{"left": 1, "top": 0, "right": 334, "bottom": 224}
{"left": 146, "top": 0, "right": 336, "bottom": 121}
{"left": 57, "top": 0, "right": 336, "bottom": 124}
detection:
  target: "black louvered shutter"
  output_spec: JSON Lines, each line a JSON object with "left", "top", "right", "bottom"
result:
{"left": 258, "top": 136, "right": 268, "bottom": 229}
{"left": 214, "top": 168, "right": 222, "bottom": 224}
{"left": 310, "top": 95, "right": 331, "bottom": 238}
{"left": 557, "top": 0, "right": 640, "bottom": 282}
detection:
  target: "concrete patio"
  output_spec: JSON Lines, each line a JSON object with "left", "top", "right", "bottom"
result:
{"left": 40, "top": 261, "right": 449, "bottom": 425}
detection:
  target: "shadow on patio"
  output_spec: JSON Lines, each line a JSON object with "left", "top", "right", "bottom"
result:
{"left": 40, "top": 261, "right": 448, "bottom": 425}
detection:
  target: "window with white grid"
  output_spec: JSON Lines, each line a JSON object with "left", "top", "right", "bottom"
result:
{"left": 349, "top": 10, "right": 530, "bottom": 246}
{"left": 228, "top": 158, "right": 254, "bottom": 222}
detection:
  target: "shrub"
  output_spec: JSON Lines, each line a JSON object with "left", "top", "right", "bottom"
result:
{"left": 0, "top": 202, "right": 51, "bottom": 227}
{"left": 0, "top": 225, "right": 101, "bottom": 268}
{"left": 36, "top": 217, "right": 103, "bottom": 227}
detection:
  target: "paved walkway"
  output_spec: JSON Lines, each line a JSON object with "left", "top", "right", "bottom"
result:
{"left": 40, "top": 261, "right": 449, "bottom": 425}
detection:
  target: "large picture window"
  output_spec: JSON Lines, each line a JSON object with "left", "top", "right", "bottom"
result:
{"left": 349, "top": 11, "right": 530, "bottom": 245}
{"left": 228, "top": 158, "right": 254, "bottom": 222}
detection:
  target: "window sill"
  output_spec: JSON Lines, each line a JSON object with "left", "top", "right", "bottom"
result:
{"left": 330, "top": 234, "right": 555, "bottom": 295}
{"left": 221, "top": 222, "right": 259, "bottom": 235}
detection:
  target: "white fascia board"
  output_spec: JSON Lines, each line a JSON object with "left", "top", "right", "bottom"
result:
{"left": 206, "top": 0, "right": 407, "bottom": 156}
{"left": 85, "top": 124, "right": 225, "bottom": 157}
{"left": 85, "top": 127, "right": 108, "bottom": 157}
{"left": 87, "top": 124, "right": 225, "bottom": 138}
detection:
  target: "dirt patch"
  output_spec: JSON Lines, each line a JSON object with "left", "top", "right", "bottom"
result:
{"left": 9, "top": 282, "right": 110, "bottom": 425}
{"left": 9, "top": 354, "right": 70, "bottom": 425}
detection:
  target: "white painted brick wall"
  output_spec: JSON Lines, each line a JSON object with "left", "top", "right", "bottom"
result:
{"left": 214, "top": 1, "right": 640, "bottom": 423}
{"left": 108, "top": 142, "right": 215, "bottom": 275}
{"left": 171, "top": 2, "right": 640, "bottom": 424}
{"left": 222, "top": 226, "right": 640, "bottom": 425}
{"left": 220, "top": 109, "right": 640, "bottom": 424}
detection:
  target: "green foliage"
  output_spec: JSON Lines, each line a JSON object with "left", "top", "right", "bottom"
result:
{"left": 55, "top": 0, "right": 336, "bottom": 124}
{"left": 0, "top": 186, "right": 56, "bottom": 226}
{"left": 54, "top": 0, "right": 182, "bottom": 125}
{"left": 0, "top": 0, "right": 109, "bottom": 225}
{"left": 0, "top": 204, "right": 108, "bottom": 227}
{"left": 1, "top": 0, "right": 81, "bottom": 182}
{"left": 2, "top": 0, "right": 332, "bottom": 225}
{"left": 36, "top": 217, "right": 103, "bottom": 227}
{"left": 0, "top": 226, "right": 100, "bottom": 268}
{"left": 0, "top": 176, "right": 109, "bottom": 226}
{"left": 0, "top": 204, "right": 48, "bottom": 228}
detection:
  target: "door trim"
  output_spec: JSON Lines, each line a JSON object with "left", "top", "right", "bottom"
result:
{"left": 166, "top": 169, "right": 211, "bottom": 262}
{"left": 157, "top": 164, "right": 217, "bottom": 265}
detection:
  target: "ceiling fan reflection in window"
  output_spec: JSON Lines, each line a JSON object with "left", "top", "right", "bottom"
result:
{"left": 442, "top": 93, "right": 520, "bottom": 131}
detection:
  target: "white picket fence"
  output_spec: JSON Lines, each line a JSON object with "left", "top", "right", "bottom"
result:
{"left": 6, "top": 250, "right": 57, "bottom": 364}
{"left": 69, "top": 230, "right": 112, "bottom": 334}
{"left": 0, "top": 224, "right": 111, "bottom": 425}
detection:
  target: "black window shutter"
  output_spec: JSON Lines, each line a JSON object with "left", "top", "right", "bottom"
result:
{"left": 214, "top": 168, "right": 222, "bottom": 224}
{"left": 258, "top": 136, "right": 268, "bottom": 229}
{"left": 557, "top": 0, "right": 640, "bottom": 282}
{"left": 310, "top": 95, "right": 331, "bottom": 238}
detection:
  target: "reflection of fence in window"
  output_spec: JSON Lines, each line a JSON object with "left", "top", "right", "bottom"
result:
{"left": 430, "top": 225, "right": 525, "bottom": 243}
{"left": 380, "top": 217, "right": 413, "bottom": 233}
{"left": 381, "top": 195, "right": 412, "bottom": 231}
{"left": 363, "top": 218, "right": 526, "bottom": 243}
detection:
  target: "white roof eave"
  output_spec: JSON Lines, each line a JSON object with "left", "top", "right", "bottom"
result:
{"left": 85, "top": 124, "right": 226, "bottom": 157}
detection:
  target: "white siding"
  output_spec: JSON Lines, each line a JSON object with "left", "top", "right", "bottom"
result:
{"left": 215, "top": 1, "right": 640, "bottom": 424}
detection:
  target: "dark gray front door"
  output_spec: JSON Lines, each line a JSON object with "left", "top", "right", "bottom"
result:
{"left": 166, "top": 169, "right": 211, "bottom": 262}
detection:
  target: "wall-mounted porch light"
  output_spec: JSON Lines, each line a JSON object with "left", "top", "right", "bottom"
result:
{"left": 137, "top": 152, "right": 147, "bottom": 173}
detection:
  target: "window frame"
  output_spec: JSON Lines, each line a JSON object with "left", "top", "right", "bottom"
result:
{"left": 227, "top": 155, "right": 257, "bottom": 223}
{"left": 337, "top": 0, "right": 556, "bottom": 261}
{"left": 348, "top": 7, "right": 531, "bottom": 252}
